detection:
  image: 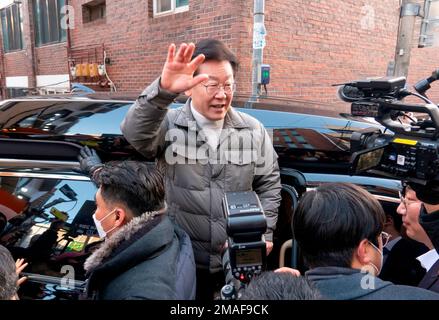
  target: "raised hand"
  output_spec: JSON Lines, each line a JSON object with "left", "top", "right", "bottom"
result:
{"left": 15, "top": 258, "right": 28, "bottom": 287}
{"left": 160, "top": 42, "right": 209, "bottom": 94}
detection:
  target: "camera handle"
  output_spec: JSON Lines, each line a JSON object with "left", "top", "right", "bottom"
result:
{"left": 377, "top": 101, "right": 439, "bottom": 139}
{"left": 220, "top": 281, "right": 246, "bottom": 300}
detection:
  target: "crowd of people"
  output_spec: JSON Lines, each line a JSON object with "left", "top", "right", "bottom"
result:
{"left": 1, "top": 38, "right": 439, "bottom": 300}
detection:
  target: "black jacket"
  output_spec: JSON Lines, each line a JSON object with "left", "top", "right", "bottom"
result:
{"left": 418, "top": 259, "right": 439, "bottom": 293}
{"left": 418, "top": 206, "right": 439, "bottom": 293}
{"left": 84, "top": 214, "right": 196, "bottom": 300}
{"left": 306, "top": 266, "right": 439, "bottom": 300}
{"left": 419, "top": 206, "right": 439, "bottom": 251}
{"left": 379, "top": 238, "right": 428, "bottom": 286}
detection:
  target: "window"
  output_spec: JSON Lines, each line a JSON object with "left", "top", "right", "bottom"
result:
{"left": 0, "top": 173, "right": 98, "bottom": 300}
{"left": 82, "top": 0, "right": 106, "bottom": 23}
{"left": 34, "top": 0, "right": 67, "bottom": 46}
{"left": 419, "top": 0, "right": 439, "bottom": 47}
{"left": 0, "top": 3, "right": 24, "bottom": 52}
{"left": 7, "top": 88, "right": 28, "bottom": 99}
{"left": 153, "top": 0, "right": 189, "bottom": 16}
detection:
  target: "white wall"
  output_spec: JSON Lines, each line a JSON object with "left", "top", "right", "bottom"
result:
{"left": 0, "top": 0, "right": 14, "bottom": 10}
{"left": 6, "top": 76, "right": 28, "bottom": 88}
{"left": 36, "top": 74, "right": 70, "bottom": 89}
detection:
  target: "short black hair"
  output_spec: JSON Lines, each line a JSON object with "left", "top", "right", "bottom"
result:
{"left": 381, "top": 201, "right": 402, "bottom": 232}
{"left": 292, "top": 183, "right": 385, "bottom": 268}
{"left": 405, "top": 180, "right": 439, "bottom": 205}
{"left": 0, "top": 245, "right": 18, "bottom": 300}
{"left": 93, "top": 161, "right": 165, "bottom": 216}
{"left": 239, "top": 272, "right": 321, "bottom": 300}
{"left": 0, "top": 212, "right": 6, "bottom": 234}
{"left": 192, "top": 38, "right": 239, "bottom": 75}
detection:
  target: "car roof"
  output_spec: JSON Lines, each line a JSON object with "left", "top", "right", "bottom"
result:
{"left": 0, "top": 94, "right": 386, "bottom": 176}
{"left": 1, "top": 92, "right": 351, "bottom": 119}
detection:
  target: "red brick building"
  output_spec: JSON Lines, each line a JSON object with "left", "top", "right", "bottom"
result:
{"left": 0, "top": 0, "right": 437, "bottom": 112}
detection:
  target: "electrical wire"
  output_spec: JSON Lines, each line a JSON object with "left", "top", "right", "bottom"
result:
{"left": 35, "top": 80, "right": 70, "bottom": 89}
{"left": 408, "top": 91, "right": 434, "bottom": 104}
{"left": 103, "top": 50, "right": 117, "bottom": 92}
{"left": 65, "top": 200, "right": 78, "bottom": 213}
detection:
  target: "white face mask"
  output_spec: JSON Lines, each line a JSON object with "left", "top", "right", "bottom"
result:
{"left": 368, "top": 241, "right": 383, "bottom": 276}
{"left": 92, "top": 208, "right": 117, "bottom": 238}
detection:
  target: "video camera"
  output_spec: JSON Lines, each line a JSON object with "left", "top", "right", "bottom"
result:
{"left": 220, "top": 191, "right": 267, "bottom": 299}
{"left": 337, "top": 74, "right": 439, "bottom": 186}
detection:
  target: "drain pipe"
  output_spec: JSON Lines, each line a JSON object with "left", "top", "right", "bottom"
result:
{"left": 246, "top": 0, "right": 266, "bottom": 108}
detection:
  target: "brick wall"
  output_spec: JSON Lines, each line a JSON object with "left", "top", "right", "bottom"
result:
{"left": 263, "top": 0, "right": 399, "bottom": 106}
{"left": 252, "top": 0, "right": 438, "bottom": 109}
{"left": 3, "top": 52, "right": 28, "bottom": 77}
{"left": 69, "top": 0, "right": 243, "bottom": 93}
{"left": 1, "top": 0, "right": 35, "bottom": 85}
{"left": 1, "top": 0, "right": 438, "bottom": 110}
{"left": 35, "top": 43, "right": 68, "bottom": 75}
{"left": 407, "top": 0, "right": 439, "bottom": 104}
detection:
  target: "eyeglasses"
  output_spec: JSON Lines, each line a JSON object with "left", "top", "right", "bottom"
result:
{"left": 380, "top": 231, "right": 391, "bottom": 247}
{"left": 398, "top": 191, "right": 419, "bottom": 209}
{"left": 201, "top": 83, "right": 236, "bottom": 96}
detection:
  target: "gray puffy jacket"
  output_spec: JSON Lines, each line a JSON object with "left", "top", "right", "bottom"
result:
{"left": 121, "top": 78, "right": 281, "bottom": 272}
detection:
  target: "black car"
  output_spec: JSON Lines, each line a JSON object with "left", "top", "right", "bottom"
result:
{"left": 0, "top": 94, "right": 401, "bottom": 299}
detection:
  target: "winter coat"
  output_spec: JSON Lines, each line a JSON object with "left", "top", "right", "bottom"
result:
{"left": 84, "top": 212, "right": 196, "bottom": 300}
{"left": 379, "top": 238, "right": 428, "bottom": 286}
{"left": 418, "top": 259, "right": 439, "bottom": 293}
{"left": 306, "top": 266, "right": 439, "bottom": 300}
{"left": 121, "top": 78, "right": 281, "bottom": 272}
{"left": 418, "top": 206, "right": 439, "bottom": 293}
{"left": 419, "top": 205, "right": 439, "bottom": 252}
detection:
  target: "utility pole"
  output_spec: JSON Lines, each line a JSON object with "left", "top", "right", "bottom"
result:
{"left": 247, "top": 0, "right": 266, "bottom": 107}
{"left": 393, "top": 0, "right": 421, "bottom": 77}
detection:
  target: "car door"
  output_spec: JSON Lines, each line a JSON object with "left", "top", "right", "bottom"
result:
{"left": 0, "top": 152, "right": 100, "bottom": 300}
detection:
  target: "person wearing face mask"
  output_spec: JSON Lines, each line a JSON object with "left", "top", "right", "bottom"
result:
{"left": 292, "top": 183, "right": 439, "bottom": 300}
{"left": 83, "top": 161, "right": 196, "bottom": 300}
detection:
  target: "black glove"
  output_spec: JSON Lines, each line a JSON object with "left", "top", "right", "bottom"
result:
{"left": 78, "top": 146, "right": 103, "bottom": 175}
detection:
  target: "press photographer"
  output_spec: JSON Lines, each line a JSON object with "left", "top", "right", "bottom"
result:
{"left": 339, "top": 72, "right": 439, "bottom": 293}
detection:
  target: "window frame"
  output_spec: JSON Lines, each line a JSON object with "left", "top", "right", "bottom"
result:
{"left": 153, "top": 0, "right": 189, "bottom": 17}
{"left": 0, "top": 3, "right": 24, "bottom": 53}
{"left": 419, "top": 0, "right": 439, "bottom": 47}
{"left": 0, "top": 169, "right": 96, "bottom": 299}
{"left": 33, "top": 0, "right": 67, "bottom": 47}
{"left": 82, "top": 0, "right": 106, "bottom": 24}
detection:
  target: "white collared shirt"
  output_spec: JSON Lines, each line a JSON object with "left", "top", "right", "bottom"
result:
{"left": 417, "top": 249, "right": 439, "bottom": 272}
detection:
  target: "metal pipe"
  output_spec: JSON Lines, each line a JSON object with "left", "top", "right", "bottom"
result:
{"left": 247, "top": 0, "right": 265, "bottom": 108}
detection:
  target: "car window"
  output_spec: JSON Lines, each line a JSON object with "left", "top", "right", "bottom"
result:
{"left": 0, "top": 174, "right": 99, "bottom": 300}
{"left": 66, "top": 103, "right": 132, "bottom": 135}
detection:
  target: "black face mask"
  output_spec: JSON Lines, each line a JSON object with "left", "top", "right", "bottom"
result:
{"left": 419, "top": 205, "right": 439, "bottom": 251}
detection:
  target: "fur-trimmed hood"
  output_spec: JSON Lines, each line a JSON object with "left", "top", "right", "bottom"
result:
{"left": 84, "top": 210, "right": 162, "bottom": 273}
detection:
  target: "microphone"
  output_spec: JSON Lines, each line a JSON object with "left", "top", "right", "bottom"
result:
{"left": 336, "top": 84, "right": 365, "bottom": 102}
{"left": 414, "top": 69, "right": 439, "bottom": 95}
